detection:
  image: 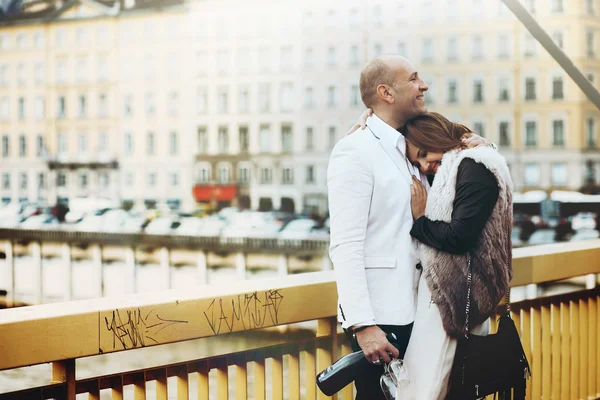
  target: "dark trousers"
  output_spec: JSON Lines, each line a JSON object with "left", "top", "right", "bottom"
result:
{"left": 345, "top": 324, "right": 413, "bottom": 400}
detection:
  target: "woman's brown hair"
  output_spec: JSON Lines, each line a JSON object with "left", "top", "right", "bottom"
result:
{"left": 401, "top": 112, "right": 472, "bottom": 153}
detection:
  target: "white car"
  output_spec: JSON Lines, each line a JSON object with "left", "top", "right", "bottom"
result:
{"left": 174, "top": 217, "right": 204, "bottom": 236}
{"left": 571, "top": 213, "right": 597, "bottom": 231}
{"left": 278, "top": 219, "right": 329, "bottom": 240}
{"left": 571, "top": 229, "right": 600, "bottom": 242}
{"left": 144, "top": 216, "right": 179, "bottom": 235}
{"left": 20, "top": 214, "right": 60, "bottom": 229}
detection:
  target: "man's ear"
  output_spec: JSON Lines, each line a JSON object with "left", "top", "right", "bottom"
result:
{"left": 376, "top": 84, "right": 394, "bottom": 104}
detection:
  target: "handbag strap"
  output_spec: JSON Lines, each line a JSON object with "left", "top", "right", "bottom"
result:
{"left": 463, "top": 213, "right": 512, "bottom": 338}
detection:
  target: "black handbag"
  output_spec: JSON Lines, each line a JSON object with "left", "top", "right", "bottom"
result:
{"left": 447, "top": 223, "right": 531, "bottom": 400}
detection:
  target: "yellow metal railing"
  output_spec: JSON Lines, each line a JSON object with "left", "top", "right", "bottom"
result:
{"left": 1, "top": 240, "right": 600, "bottom": 399}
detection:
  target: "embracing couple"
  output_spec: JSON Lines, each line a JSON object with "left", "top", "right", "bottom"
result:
{"left": 327, "top": 55, "right": 513, "bottom": 399}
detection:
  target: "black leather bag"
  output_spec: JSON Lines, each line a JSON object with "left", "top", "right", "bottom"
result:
{"left": 447, "top": 242, "right": 531, "bottom": 400}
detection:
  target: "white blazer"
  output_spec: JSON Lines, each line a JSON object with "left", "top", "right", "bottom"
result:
{"left": 327, "top": 115, "right": 427, "bottom": 329}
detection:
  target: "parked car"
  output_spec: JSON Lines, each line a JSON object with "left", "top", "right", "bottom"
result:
{"left": 571, "top": 229, "right": 600, "bottom": 242}
{"left": 278, "top": 219, "right": 329, "bottom": 240}
{"left": 144, "top": 216, "right": 181, "bottom": 235}
{"left": 20, "top": 214, "right": 60, "bottom": 229}
{"left": 527, "top": 229, "right": 556, "bottom": 246}
{"left": 571, "top": 212, "right": 597, "bottom": 231}
{"left": 511, "top": 226, "right": 523, "bottom": 248}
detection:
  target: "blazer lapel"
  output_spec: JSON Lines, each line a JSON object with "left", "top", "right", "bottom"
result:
{"left": 369, "top": 127, "right": 413, "bottom": 183}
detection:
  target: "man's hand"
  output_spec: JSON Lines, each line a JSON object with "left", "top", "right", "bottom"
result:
{"left": 462, "top": 132, "right": 491, "bottom": 148}
{"left": 411, "top": 176, "right": 427, "bottom": 220}
{"left": 355, "top": 325, "right": 400, "bottom": 364}
{"left": 346, "top": 108, "right": 374, "bottom": 135}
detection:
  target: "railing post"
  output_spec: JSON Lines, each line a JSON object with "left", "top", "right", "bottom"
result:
{"left": 526, "top": 283, "right": 538, "bottom": 299}
{"left": 91, "top": 244, "right": 103, "bottom": 297}
{"left": 31, "top": 241, "right": 43, "bottom": 304}
{"left": 4, "top": 240, "right": 14, "bottom": 307}
{"left": 51, "top": 359, "right": 75, "bottom": 400}
{"left": 278, "top": 254, "right": 289, "bottom": 276}
{"left": 586, "top": 274, "right": 597, "bottom": 289}
{"left": 317, "top": 317, "right": 338, "bottom": 400}
{"left": 159, "top": 247, "right": 171, "bottom": 290}
{"left": 126, "top": 247, "right": 137, "bottom": 293}
{"left": 62, "top": 243, "right": 73, "bottom": 302}
{"left": 197, "top": 251, "right": 208, "bottom": 285}
{"left": 236, "top": 252, "right": 246, "bottom": 280}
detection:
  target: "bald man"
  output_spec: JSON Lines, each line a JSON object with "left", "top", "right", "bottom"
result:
{"left": 327, "top": 55, "right": 430, "bottom": 399}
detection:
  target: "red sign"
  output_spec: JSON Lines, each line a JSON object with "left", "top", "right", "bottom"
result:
{"left": 192, "top": 185, "right": 238, "bottom": 202}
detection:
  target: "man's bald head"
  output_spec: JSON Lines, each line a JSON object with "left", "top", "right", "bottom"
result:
{"left": 359, "top": 55, "right": 411, "bottom": 108}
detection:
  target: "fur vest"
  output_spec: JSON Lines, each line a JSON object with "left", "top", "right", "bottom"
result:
{"left": 420, "top": 147, "right": 514, "bottom": 338}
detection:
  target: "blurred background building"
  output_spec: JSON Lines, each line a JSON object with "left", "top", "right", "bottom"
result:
{"left": 0, "top": 0, "right": 599, "bottom": 215}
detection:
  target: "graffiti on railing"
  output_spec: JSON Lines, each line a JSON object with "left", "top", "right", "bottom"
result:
{"left": 100, "top": 308, "right": 188, "bottom": 351}
{"left": 203, "top": 289, "right": 284, "bottom": 335}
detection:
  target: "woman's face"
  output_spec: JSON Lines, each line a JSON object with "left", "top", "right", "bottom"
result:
{"left": 405, "top": 141, "right": 444, "bottom": 175}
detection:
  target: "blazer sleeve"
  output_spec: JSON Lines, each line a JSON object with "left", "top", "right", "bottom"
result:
{"left": 327, "top": 138, "right": 375, "bottom": 328}
{"left": 410, "top": 158, "right": 499, "bottom": 254}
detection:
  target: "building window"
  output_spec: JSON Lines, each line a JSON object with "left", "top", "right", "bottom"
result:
{"left": 282, "top": 168, "right": 294, "bottom": 184}
{"left": 239, "top": 126, "right": 249, "bottom": 153}
{"left": 99, "top": 173, "right": 109, "bottom": 188}
{"left": 57, "top": 172, "right": 66, "bottom": 187}
{"left": 373, "top": 43, "right": 382, "bottom": 57}
{"left": 350, "top": 85, "right": 360, "bottom": 106}
{"left": 585, "top": 160, "right": 596, "bottom": 184}
{"left": 98, "top": 94, "right": 107, "bottom": 118}
{"left": 98, "top": 132, "right": 108, "bottom": 153}
{"left": 144, "top": 92, "right": 155, "bottom": 116}
{"left": 18, "top": 97, "right": 25, "bottom": 120}
{"left": 525, "top": 121, "right": 537, "bottom": 147}
{"left": 587, "top": 30, "right": 595, "bottom": 57}
{"left": 148, "top": 172, "right": 156, "bottom": 187}
{"left": 524, "top": 163, "right": 540, "bottom": 186}
{"left": 169, "top": 132, "right": 178, "bottom": 156}
{"left": 20, "top": 172, "right": 27, "bottom": 190}
{"left": 588, "top": 0, "right": 595, "bottom": 15}
{"left": 37, "top": 173, "right": 45, "bottom": 190}
{"left": 98, "top": 55, "right": 108, "bottom": 81}
{"left": 238, "top": 167, "right": 249, "bottom": 184}
{"left": 499, "top": 122, "right": 510, "bottom": 147}
{"left": 304, "top": 47, "right": 314, "bottom": 69}
{"left": 525, "top": 78, "right": 536, "bottom": 100}
{"left": 124, "top": 132, "right": 133, "bottom": 156}
{"left": 552, "top": 120, "right": 565, "bottom": 147}
{"left": 76, "top": 57, "right": 88, "bottom": 82}
{"left": 258, "top": 83, "right": 271, "bottom": 112}
{"left": 349, "top": 45, "right": 360, "bottom": 66}
{"left": 552, "top": 31, "right": 564, "bottom": 49}
{"left": 196, "top": 51, "right": 208, "bottom": 76}
{"left": 2, "top": 173, "right": 9, "bottom": 189}
{"left": 0, "top": 97, "right": 8, "bottom": 120}
{"left": 328, "top": 126, "right": 337, "bottom": 149}
{"left": 473, "top": 122, "right": 485, "bottom": 137}
{"left": 327, "top": 46, "right": 336, "bottom": 67}
{"left": 524, "top": 34, "right": 536, "bottom": 57}
{"left": 123, "top": 94, "right": 133, "bottom": 117}
{"left": 260, "top": 168, "right": 272, "bottom": 184}
{"left": 586, "top": 118, "right": 596, "bottom": 148}
{"left": 196, "top": 87, "right": 207, "bottom": 115}
{"left": 36, "top": 135, "right": 45, "bottom": 157}
{"left": 197, "top": 126, "right": 208, "bottom": 154}
{"left": 280, "top": 47, "right": 293, "bottom": 72}
{"left": 551, "top": 163, "right": 567, "bottom": 186}
{"left": 80, "top": 172, "right": 89, "bottom": 190}
{"left": 306, "top": 127, "right": 314, "bottom": 151}
{"left": 327, "top": 86, "right": 337, "bottom": 107}
{"left": 168, "top": 92, "right": 178, "bottom": 116}
{"left": 258, "top": 47, "right": 271, "bottom": 72}
{"left": 260, "top": 125, "right": 270, "bottom": 152}
{"left": 78, "top": 95, "right": 86, "bottom": 118}
{"left": 147, "top": 132, "right": 155, "bottom": 155}
{"left": 18, "top": 135, "right": 26, "bottom": 157}
{"left": 0, "top": 64, "right": 7, "bottom": 87}
{"left": 280, "top": 83, "right": 294, "bottom": 112}
{"left": 551, "top": 0, "right": 563, "bottom": 13}
{"left": 238, "top": 86, "right": 249, "bottom": 113}
{"left": 552, "top": 77, "right": 564, "bottom": 100}
{"left": 472, "top": 35, "right": 483, "bottom": 60}
{"left": 218, "top": 166, "right": 229, "bottom": 184}
{"left": 498, "top": 34, "right": 509, "bottom": 58}
{"left": 447, "top": 37, "right": 458, "bottom": 61}
{"left": 78, "top": 132, "right": 87, "bottom": 153}
{"left": 2, "top": 135, "right": 9, "bottom": 157}
{"left": 281, "top": 125, "right": 293, "bottom": 152}
{"left": 218, "top": 126, "right": 228, "bottom": 153}
{"left": 217, "top": 49, "right": 229, "bottom": 75}
{"left": 304, "top": 87, "right": 314, "bottom": 109}
{"left": 306, "top": 165, "right": 315, "bottom": 184}
{"left": 58, "top": 133, "right": 66, "bottom": 155}
{"left": 498, "top": 78, "right": 510, "bottom": 102}
{"left": 197, "top": 167, "right": 210, "bottom": 184}
{"left": 422, "top": 38, "right": 433, "bottom": 63}
{"left": 473, "top": 80, "right": 484, "bottom": 103}
{"left": 36, "top": 95, "right": 46, "bottom": 119}
{"left": 447, "top": 80, "right": 458, "bottom": 104}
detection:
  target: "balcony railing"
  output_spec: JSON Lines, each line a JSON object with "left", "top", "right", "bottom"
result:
{"left": 1, "top": 240, "right": 600, "bottom": 399}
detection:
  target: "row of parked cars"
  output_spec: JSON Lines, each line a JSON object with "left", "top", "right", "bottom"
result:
{"left": 512, "top": 212, "right": 599, "bottom": 247}
{"left": 0, "top": 202, "right": 331, "bottom": 241}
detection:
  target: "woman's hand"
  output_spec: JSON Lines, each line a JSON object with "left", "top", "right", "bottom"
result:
{"left": 411, "top": 176, "right": 427, "bottom": 220}
{"left": 346, "top": 108, "right": 374, "bottom": 135}
{"left": 462, "top": 132, "right": 491, "bottom": 148}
